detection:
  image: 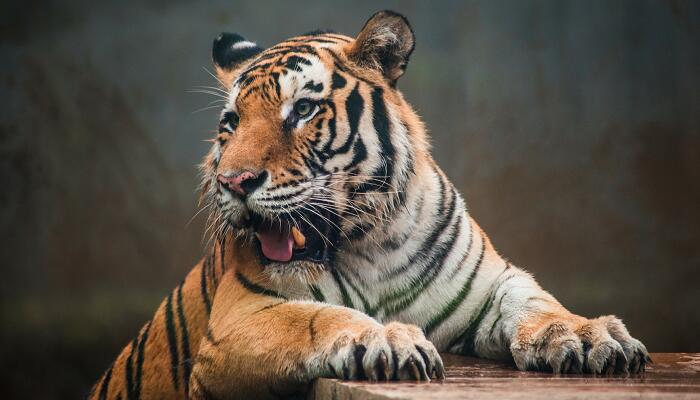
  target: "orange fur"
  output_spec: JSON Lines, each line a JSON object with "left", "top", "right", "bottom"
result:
{"left": 89, "top": 244, "right": 225, "bottom": 399}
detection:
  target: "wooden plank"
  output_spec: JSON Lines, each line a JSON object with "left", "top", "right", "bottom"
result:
{"left": 309, "top": 353, "right": 700, "bottom": 399}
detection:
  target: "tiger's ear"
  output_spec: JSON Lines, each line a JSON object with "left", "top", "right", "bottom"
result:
{"left": 212, "top": 32, "right": 262, "bottom": 86}
{"left": 347, "top": 10, "right": 415, "bottom": 85}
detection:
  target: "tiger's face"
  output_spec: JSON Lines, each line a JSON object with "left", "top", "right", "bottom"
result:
{"left": 201, "top": 12, "right": 423, "bottom": 274}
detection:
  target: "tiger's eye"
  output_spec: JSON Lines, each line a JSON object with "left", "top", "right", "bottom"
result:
{"left": 294, "top": 99, "right": 315, "bottom": 118}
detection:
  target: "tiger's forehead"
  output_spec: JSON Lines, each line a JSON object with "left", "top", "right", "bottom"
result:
{"left": 227, "top": 34, "right": 353, "bottom": 110}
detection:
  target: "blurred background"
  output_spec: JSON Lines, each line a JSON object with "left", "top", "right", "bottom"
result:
{"left": 1, "top": 0, "right": 698, "bottom": 398}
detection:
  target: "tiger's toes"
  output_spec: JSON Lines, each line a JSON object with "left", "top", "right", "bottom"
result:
{"left": 356, "top": 326, "right": 394, "bottom": 381}
{"left": 511, "top": 321, "right": 584, "bottom": 374}
{"left": 581, "top": 316, "right": 650, "bottom": 375}
{"left": 583, "top": 338, "right": 628, "bottom": 375}
{"left": 384, "top": 322, "right": 444, "bottom": 381}
{"left": 326, "top": 332, "right": 360, "bottom": 380}
{"left": 325, "top": 323, "right": 443, "bottom": 382}
{"left": 512, "top": 315, "right": 650, "bottom": 376}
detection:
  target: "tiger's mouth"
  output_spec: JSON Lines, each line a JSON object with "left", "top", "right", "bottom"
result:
{"left": 248, "top": 210, "right": 337, "bottom": 266}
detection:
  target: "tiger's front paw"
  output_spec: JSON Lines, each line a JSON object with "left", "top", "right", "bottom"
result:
{"left": 510, "top": 315, "right": 650, "bottom": 375}
{"left": 325, "top": 322, "right": 444, "bottom": 381}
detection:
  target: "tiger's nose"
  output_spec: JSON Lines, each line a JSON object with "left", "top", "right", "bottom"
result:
{"left": 217, "top": 170, "right": 267, "bottom": 196}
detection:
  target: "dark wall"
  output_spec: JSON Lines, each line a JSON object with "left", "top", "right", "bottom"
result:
{"left": 1, "top": 0, "right": 698, "bottom": 398}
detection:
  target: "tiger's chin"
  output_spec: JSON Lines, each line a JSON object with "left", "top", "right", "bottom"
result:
{"left": 263, "top": 260, "right": 328, "bottom": 284}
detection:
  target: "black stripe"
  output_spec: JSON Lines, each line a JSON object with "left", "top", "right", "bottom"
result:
{"left": 303, "top": 81, "right": 324, "bottom": 93}
{"left": 244, "top": 45, "right": 318, "bottom": 70}
{"left": 98, "top": 364, "right": 114, "bottom": 400}
{"left": 383, "top": 202, "right": 460, "bottom": 317}
{"left": 256, "top": 186, "right": 307, "bottom": 203}
{"left": 322, "top": 33, "right": 353, "bottom": 42}
{"left": 330, "top": 268, "right": 354, "bottom": 309}
{"left": 447, "top": 219, "right": 475, "bottom": 279}
{"left": 384, "top": 170, "right": 453, "bottom": 279}
{"left": 394, "top": 124, "right": 415, "bottom": 193}
{"left": 448, "top": 287, "right": 499, "bottom": 355}
{"left": 238, "top": 73, "right": 258, "bottom": 89}
{"left": 259, "top": 84, "right": 272, "bottom": 102}
{"left": 176, "top": 283, "right": 192, "bottom": 396}
{"left": 322, "top": 49, "right": 377, "bottom": 86}
{"left": 488, "top": 291, "right": 508, "bottom": 337}
{"left": 356, "top": 87, "right": 395, "bottom": 193}
{"left": 253, "top": 302, "right": 286, "bottom": 314}
{"left": 461, "top": 294, "right": 496, "bottom": 355}
{"left": 284, "top": 55, "right": 312, "bottom": 72}
{"left": 219, "top": 234, "right": 227, "bottom": 274}
{"left": 200, "top": 262, "right": 212, "bottom": 314}
{"left": 309, "top": 284, "right": 326, "bottom": 302}
{"left": 208, "top": 251, "right": 218, "bottom": 288}
{"left": 486, "top": 268, "right": 519, "bottom": 338}
{"left": 300, "top": 38, "right": 341, "bottom": 45}
{"left": 237, "top": 65, "right": 266, "bottom": 86}
{"left": 236, "top": 271, "right": 288, "bottom": 299}
{"left": 343, "top": 136, "right": 367, "bottom": 172}
{"left": 287, "top": 168, "right": 304, "bottom": 177}
{"left": 132, "top": 321, "right": 151, "bottom": 400}
{"left": 345, "top": 221, "right": 373, "bottom": 242}
{"left": 375, "top": 175, "right": 458, "bottom": 316}
{"left": 319, "top": 101, "right": 338, "bottom": 159}
{"left": 471, "top": 231, "right": 486, "bottom": 270}
{"left": 334, "top": 84, "right": 363, "bottom": 154}
{"left": 434, "top": 166, "right": 447, "bottom": 216}
{"left": 387, "top": 166, "right": 411, "bottom": 217}
{"left": 164, "top": 292, "right": 180, "bottom": 390}
{"left": 271, "top": 72, "right": 281, "bottom": 99}
{"left": 331, "top": 72, "right": 347, "bottom": 89}
{"left": 125, "top": 337, "right": 137, "bottom": 400}
{"left": 303, "top": 147, "right": 330, "bottom": 175}
{"left": 336, "top": 267, "right": 372, "bottom": 315}
{"left": 424, "top": 228, "right": 485, "bottom": 335}
{"left": 380, "top": 189, "right": 425, "bottom": 251}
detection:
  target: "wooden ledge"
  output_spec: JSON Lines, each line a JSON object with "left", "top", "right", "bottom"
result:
{"left": 310, "top": 353, "right": 700, "bottom": 399}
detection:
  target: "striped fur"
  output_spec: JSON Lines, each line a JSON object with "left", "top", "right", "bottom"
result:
{"left": 90, "top": 245, "right": 224, "bottom": 399}
{"left": 91, "top": 10, "right": 649, "bottom": 400}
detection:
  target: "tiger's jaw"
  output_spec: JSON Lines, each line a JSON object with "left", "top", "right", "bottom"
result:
{"left": 249, "top": 211, "right": 335, "bottom": 264}
{"left": 226, "top": 207, "right": 339, "bottom": 275}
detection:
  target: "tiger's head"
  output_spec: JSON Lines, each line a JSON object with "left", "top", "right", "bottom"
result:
{"left": 201, "top": 10, "right": 428, "bottom": 275}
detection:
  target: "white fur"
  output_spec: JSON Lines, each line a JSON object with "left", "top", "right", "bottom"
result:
{"left": 231, "top": 41, "right": 257, "bottom": 50}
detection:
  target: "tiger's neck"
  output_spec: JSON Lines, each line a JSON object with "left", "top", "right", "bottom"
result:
{"left": 330, "top": 154, "right": 506, "bottom": 338}
{"left": 340, "top": 155, "right": 472, "bottom": 278}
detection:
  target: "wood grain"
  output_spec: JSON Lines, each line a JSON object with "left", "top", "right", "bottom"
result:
{"left": 310, "top": 353, "right": 700, "bottom": 399}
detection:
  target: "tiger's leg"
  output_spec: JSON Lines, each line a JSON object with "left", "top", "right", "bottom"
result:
{"left": 189, "top": 260, "right": 444, "bottom": 400}
{"left": 89, "top": 241, "right": 226, "bottom": 400}
{"left": 465, "top": 267, "right": 651, "bottom": 374}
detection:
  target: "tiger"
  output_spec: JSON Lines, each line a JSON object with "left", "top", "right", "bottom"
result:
{"left": 89, "top": 10, "right": 650, "bottom": 400}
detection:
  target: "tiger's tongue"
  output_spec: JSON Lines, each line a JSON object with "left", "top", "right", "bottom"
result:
{"left": 257, "top": 226, "right": 293, "bottom": 262}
